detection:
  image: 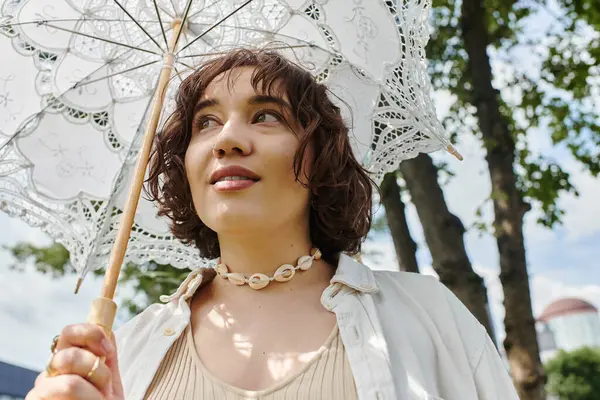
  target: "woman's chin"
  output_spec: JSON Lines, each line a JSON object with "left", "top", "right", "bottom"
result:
{"left": 205, "top": 208, "right": 267, "bottom": 232}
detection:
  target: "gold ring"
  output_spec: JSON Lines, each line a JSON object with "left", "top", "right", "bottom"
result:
{"left": 45, "top": 353, "right": 58, "bottom": 377}
{"left": 50, "top": 335, "right": 60, "bottom": 354}
{"left": 87, "top": 356, "right": 101, "bottom": 380}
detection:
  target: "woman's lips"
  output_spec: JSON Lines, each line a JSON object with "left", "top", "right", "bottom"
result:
{"left": 213, "top": 179, "right": 258, "bottom": 192}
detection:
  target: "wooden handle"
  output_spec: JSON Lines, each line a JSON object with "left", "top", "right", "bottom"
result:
{"left": 87, "top": 297, "right": 116, "bottom": 366}
{"left": 87, "top": 297, "right": 117, "bottom": 335}
{"left": 98, "top": 20, "right": 184, "bottom": 302}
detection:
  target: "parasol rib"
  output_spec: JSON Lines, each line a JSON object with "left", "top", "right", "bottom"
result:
{"left": 0, "top": 18, "right": 162, "bottom": 28}
{"left": 152, "top": 0, "right": 169, "bottom": 49}
{"left": 168, "top": 0, "right": 179, "bottom": 16}
{"left": 73, "top": 60, "right": 160, "bottom": 89}
{"left": 112, "top": 0, "right": 164, "bottom": 52}
{"left": 178, "top": 0, "right": 254, "bottom": 54}
{"left": 186, "top": 0, "right": 221, "bottom": 21}
{"left": 178, "top": 44, "right": 317, "bottom": 59}
{"left": 182, "top": 23, "right": 333, "bottom": 58}
{"left": 42, "top": 22, "right": 159, "bottom": 54}
{"left": 173, "top": 0, "right": 194, "bottom": 49}
{"left": 176, "top": 59, "right": 195, "bottom": 70}
{"left": 173, "top": 65, "right": 184, "bottom": 83}
{"left": 180, "top": 29, "right": 217, "bottom": 68}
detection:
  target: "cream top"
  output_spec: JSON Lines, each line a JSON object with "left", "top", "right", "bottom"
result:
{"left": 144, "top": 324, "right": 358, "bottom": 399}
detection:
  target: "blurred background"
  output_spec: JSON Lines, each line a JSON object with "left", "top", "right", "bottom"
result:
{"left": 1, "top": 0, "right": 599, "bottom": 399}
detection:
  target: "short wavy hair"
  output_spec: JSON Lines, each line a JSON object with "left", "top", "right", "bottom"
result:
{"left": 147, "top": 48, "right": 374, "bottom": 265}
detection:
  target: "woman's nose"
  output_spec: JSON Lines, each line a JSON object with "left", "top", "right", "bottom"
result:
{"left": 212, "top": 120, "right": 252, "bottom": 159}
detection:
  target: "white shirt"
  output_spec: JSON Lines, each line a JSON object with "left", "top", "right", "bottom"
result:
{"left": 116, "top": 254, "right": 519, "bottom": 400}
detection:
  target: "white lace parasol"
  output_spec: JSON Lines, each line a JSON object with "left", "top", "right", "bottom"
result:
{"left": 0, "top": 0, "right": 459, "bottom": 286}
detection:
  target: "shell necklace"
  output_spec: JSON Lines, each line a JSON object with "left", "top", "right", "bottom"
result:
{"left": 214, "top": 248, "right": 322, "bottom": 290}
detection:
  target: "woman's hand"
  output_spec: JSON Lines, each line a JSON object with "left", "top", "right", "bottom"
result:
{"left": 26, "top": 323, "right": 125, "bottom": 400}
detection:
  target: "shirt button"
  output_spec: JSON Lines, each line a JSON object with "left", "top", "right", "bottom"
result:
{"left": 353, "top": 326, "right": 361, "bottom": 340}
{"left": 163, "top": 327, "right": 176, "bottom": 336}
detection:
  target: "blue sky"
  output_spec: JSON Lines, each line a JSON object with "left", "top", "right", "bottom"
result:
{"left": 1, "top": 0, "right": 599, "bottom": 373}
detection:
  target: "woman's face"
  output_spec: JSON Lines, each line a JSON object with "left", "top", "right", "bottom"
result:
{"left": 184, "top": 67, "right": 312, "bottom": 237}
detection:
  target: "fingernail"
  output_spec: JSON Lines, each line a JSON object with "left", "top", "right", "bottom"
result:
{"left": 101, "top": 337, "right": 114, "bottom": 354}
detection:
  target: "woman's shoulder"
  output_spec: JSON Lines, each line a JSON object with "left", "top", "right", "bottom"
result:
{"left": 370, "top": 268, "right": 489, "bottom": 367}
{"left": 373, "top": 269, "right": 483, "bottom": 331}
{"left": 373, "top": 268, "right": 440, "bottom": 292}
{"left": 371, "top": 268, "right": 448, "bottom": 309}
{"left": 372, "top": 269, "right": 466, "bottom": 311}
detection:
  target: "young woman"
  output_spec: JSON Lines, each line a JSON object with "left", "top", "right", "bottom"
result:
{"left": 28, "top": 49, "right": 518, "bottom": 400}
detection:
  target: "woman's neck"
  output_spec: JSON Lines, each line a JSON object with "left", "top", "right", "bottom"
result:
{"left": 211, "top": 225, "right": 334, "bottom": 294}
{"left": 217, "top": 233, "right": 313, "bottom": 276}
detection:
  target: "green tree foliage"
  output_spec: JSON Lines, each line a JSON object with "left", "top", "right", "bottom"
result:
{"left": 545, "top": 347, "right": 600, "bottom": 400}
{"left": 6, "top": 242, "right": 186, "bottom": 316}
{"left": 9, "top": 242, "right": 70, "bottom": 277}
{"left": 428, "top": 0, "right": 599, "bottom": 227}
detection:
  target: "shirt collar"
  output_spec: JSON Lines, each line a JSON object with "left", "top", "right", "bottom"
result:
{"left": 331, "top": 253, "right": 379, "bottom": 294}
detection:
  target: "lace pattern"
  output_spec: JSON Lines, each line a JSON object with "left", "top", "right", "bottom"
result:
{"left": 0, "top": 0, "right": 449, "bottom": 277}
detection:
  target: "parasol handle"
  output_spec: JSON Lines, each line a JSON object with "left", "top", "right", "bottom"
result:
{"left": 84, "top": 19, "right": 184, "bottom": 331}
{"left": 85, "top": 297, "right": 117, "bottom": 368}
{"left": 87, "top": 297, "right": 117, "bottom": 335}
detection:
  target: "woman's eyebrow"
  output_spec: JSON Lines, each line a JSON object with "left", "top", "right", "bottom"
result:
{"left": 248, "top": 95, "right": 292, "bottom": 112}
{"left": 194, "top": 98, "right": 219, "bottom": 115}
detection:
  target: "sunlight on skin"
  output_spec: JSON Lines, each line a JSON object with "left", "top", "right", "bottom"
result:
{"left": 232, "top": 332, "right": 253, "bottom": 357}
{"left": 267, "top": 357, "right": 295, "bottom": 381}
{"left": 195, "top": 282, "right": 336, "bottom": 388}
{"left": 206, "top": 306, "right": 235, "bottom": 329}
{"left": 207, "top": 306, "right": 326, "bottom": 381}
{"left": 231, "top": 332, "right": 324, "bottom": 380}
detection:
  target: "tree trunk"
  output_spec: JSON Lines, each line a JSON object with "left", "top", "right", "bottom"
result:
{"left": 460, "top": 0, "right": 545, "bottom": 398}
{"left": 380, "top": 173, "right": 420, "bottom": 273}
{"left": 399, "top": 154, "right": 496, "bottom": 344}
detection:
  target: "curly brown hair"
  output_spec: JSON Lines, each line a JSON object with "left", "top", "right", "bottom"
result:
{"left": 147, "top": 48, "right": 374, "bottom": 265}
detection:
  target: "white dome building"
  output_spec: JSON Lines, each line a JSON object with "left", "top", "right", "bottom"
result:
{"left": 537, "top": 297, "right": 600, "bottom": 363}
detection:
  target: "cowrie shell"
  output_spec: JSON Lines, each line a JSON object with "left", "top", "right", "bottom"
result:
{"left": 248, "top": 273, "right": 270, "bottom": 290}
{"left": 215, "top": 264, "right": 228, "bottom": 278}
{"left": 274, "top": 264, "right": 296, "bottom": 282}
{"left": 227, "top": 272, "right": 246, "bottom": 286}
{"left": 298, "top": 255, "right": 313, "bottom": 271}
{"left": 310, "top": 248, "right": 322, "bottom": 260}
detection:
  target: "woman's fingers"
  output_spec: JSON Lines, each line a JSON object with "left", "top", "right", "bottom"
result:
{"left": 24, "top": 388, "right": 41, "bottom": 400}
{"left": 47, "top": 347, "right": 111, "bottom": 391}
{"left": 31, "top": 374, "right": 105, "bottom": 400}
{"left": 104, "top": 331, "right": 125, "bottom": 399}
{"left": 26, "top": 324, "right": 125, "bottom": 400}
{"left": 56, "top": 323, "right": 114, "bottom": 358}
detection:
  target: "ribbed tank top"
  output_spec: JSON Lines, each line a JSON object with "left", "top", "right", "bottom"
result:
{"left": 144, "top": 324, "right": 358, "bottom": 399}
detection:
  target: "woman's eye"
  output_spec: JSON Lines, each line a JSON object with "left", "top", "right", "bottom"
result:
{"left": 253, "top": 111, "right": 280, "bottom": 124}
{"left": 198, "top": 118, "right": 219, "bottom": 131}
